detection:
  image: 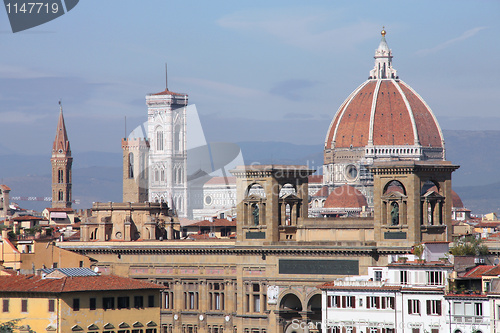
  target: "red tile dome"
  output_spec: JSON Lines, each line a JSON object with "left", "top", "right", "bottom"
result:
{"left": 323, "top": 185, "right": 367, "bottom": 208}
{"left": 325, "top": 79, "right": 443, "bottom": 150}
{"left": 324, "top": 30, "right": 444, "bottom": 161}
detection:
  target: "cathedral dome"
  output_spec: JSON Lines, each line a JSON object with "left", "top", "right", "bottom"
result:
{"left": 325, "top": 79, "right": 444, "bottom": 150}
{"left": 324, "top": 30, "right": 444, "bottom": 160}
{"left": 323, "top": 185, "right": 367, "bottom": 209}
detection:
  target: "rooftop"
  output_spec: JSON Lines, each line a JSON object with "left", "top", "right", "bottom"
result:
{"left": 0, "top": 274, "right": 163, "bottom": 293}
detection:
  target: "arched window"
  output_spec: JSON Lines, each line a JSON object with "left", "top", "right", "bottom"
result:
{"left": 156, "top": 127, "right": 164, "bottom": 151}
{"left": 58, "top": 190, "right": 64, "bottom": 201}
{"left": 155, "top": 170, "right": 159, "bottom": 182}
{"left": 128, "top": 153, "right": 134, "bottom": 179}
{"left": 161, "top": 169, "right": 165, "bottom": 182}
{"left": 58, "top": 169, "right": 64, "bottom": 183}
{"left": 174, "top": 125, "right": 181, "bottom": 153}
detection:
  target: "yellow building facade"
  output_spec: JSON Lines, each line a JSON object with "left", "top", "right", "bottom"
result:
{"left": 0, "top": 272, "right": 162, "bottom": 333}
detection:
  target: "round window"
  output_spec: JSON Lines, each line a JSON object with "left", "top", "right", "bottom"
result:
{"left": 345, "top": 164, "right": 358, "bottom": 181}
{"left": 204, "top": 195, "right": 213, "bottom": 206}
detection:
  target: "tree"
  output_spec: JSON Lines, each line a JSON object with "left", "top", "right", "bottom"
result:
{"left": 450, "top": 235, "right": 489, "bottom": 256}
{"left": 0, "top": 319, "right": 35, "bottom": 333}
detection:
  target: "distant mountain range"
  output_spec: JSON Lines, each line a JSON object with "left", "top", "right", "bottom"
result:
{"left": 1, "top": 130, "right": 499, "bottom": 215}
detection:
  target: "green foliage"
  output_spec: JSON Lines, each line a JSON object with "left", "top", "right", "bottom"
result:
{"left": 0, "top": 319, "right": 35, "bottom": 333}
{"left": 450, "top": 235, "right": 489, "bottom": 256}
{"left": 0, "top": 319, "right": 18, "bottom": 333}
{"left": 413, "top": 244, "right": 424, "bottom": 259}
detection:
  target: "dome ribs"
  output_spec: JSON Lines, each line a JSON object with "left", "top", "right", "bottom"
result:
{"left": 373, "top": 81, "right": 414, "bottom": 146}
{"left": 399, "top": 84, "right": 443, "bottom": 148}
{"left": 332, "top": 81, "right": 375, "bottom": 148}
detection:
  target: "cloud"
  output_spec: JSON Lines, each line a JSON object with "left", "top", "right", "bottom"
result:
{"left": 0, "top": 65, "right": 51, "bottom": 79}
{"left": 269, "top": 79, "right": 319, "bottom": 101}
{"left": 417, "top": 27, "right": 486, "bottom": 56}
{"left": 217, "top": 9, "right": 380, "bottom": 53}
{"left": 177, "top": 77, "right": 267, "bottom": 99}
{"left": 284, "top": 112, "right": 314, "bottom": 119}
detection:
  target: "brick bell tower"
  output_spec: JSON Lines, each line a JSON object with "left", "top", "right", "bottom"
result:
{"left": 51, "top": 102, "right": 73, "bottom": 208}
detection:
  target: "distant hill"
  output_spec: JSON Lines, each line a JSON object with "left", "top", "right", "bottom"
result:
{"left": 2, "top": 130, "right": 500, "bottom": 215}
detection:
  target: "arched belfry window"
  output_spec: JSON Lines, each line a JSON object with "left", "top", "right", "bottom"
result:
{"left": 58, "top": 190, "right": 64, "bottom": 201}
{"left": 128, "top": 153, "right": 134, "bottom": 179}
{"left": 58, "top": 169, "right": 64, "bottom": 183}
{"left": 381, "top": 180, "right": 407, "bottom": 226}
{"left": 174, "top": 125, "right": 181, "bottom": 153}
{"left": 156, "top": 126, "right": 164, "bottom": 151}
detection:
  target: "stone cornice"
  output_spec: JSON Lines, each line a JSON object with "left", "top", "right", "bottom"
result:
{"left": 58, "top": 242, "right": 410, "bottom": 256}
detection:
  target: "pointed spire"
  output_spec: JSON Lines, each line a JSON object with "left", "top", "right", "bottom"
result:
{"left": 52, "top": 101, "right": 71, "bottom": 155}
{"left": 369, "top": 28, "right": 398, "bottom": 80}
{"left": 165, "top": 63, "right": 168, "bottom": 90}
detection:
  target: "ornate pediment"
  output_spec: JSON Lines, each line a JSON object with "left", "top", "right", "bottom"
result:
{"left": 245, "top": 194, "right": 265, "bottom": 202}
{"left": 422, "top": 191, "right": 444, "bottom": 199}
{"left": 280, "top": 193, "right": 300, "bottom": 201}
{"left": 382, "top": 191, "right": 407, "bottom": 200}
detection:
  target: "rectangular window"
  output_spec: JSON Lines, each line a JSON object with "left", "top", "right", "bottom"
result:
{"left": 21, "top": 299, "right": 28, "bottom": 313}
{"left": 381, "top": 296, "right": 395, "bottom": 309}
{"left": 475, "top": 302, "right": 483, "bottom": 316}
{"left": 400, "top": 270, "right": 408, "bottom": 285}
{"left": 134, "top": 295, "right": 144, "bottom": 309}
{"left": 408, "top": 299, "right": 420, "bottom": 315}
{"left": 209, "top": 282, "right": 224, "bottom": 311}
{"left": 72, "top": 298, "right": 80, "bottom": 311}
{"left": 163, "top": 281, "right": 174, "bottom": 310}
{"left": 103, "top": 297, "right": 115, "bottom": 310}
{"left": 89, "top": 297, "right": 96, "bottom": 310}
{"left": 148, "top": 295, "right": 155, "bottom": 307}
{"left": 339, "top": 295, "right": 355, "bottom": 308}
{"left": 366, "top": 296, "right": 380, "bottom": 309}
{"left": 427, "top": 271, "right": 443, "bottom": 285}
{"left": 185, "top": 292, "right": 198, "bottom": 310}
{"left": 2, "top": 299, "right": 9, "bottom": 313}
{"left": 374, "top": 270, "right": 382, "bottom": 281}
{"left": 253, "top": 294, "right": 260, "bottom": 312}
{"left": 426, "top": 300, "right": 442, "bottom": 315}
{"left": 48, "top": 299, "right": 55, "bottom": 312}
{"left": 118, "top": 296, "right": 130, "bottom": 309}
{"left": 412, "top": 329, "right": 419, "bottom": 333}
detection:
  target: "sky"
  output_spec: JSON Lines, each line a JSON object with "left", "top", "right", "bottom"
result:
{"left": 0, "top": 0, "right": 499, "bottom": 155}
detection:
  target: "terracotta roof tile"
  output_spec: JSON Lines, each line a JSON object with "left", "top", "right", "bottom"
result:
{"left": 204, "top": 177, "right": 236, "bottom": 185}
{"left": 308, "top": 175, "right": 323, "bottom": 184}
{"left": 323, "top": 185, "right": 367, "bottom": 208}
{"left": 461, "top": 265, "right": 495, "bottom": 278}
{"left": 151, "top": 88, "right": 186, "bottom": 96}
{"left": 0, "top": 185, "right": 11, "bottom": 191}
{"left": 0, "top": 274, "right": 163, "bottom": 293}
{"left": 46, "top": 208, "right": 74, "bottom": 213}
{"left": 189, "top": 219, "right": 236, "bottom": 227}
{"left": 313, "top": 186, "right": 329, "bottom": 197}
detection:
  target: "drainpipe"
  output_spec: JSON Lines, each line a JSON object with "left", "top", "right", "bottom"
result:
{"left": 447, "top": 299, "right": 452, "bottom": 333}
{"left": 401, "top": 292, "right": 404, "bottom": 333}
{"left": 394, "top": 291, "right": 397, "bottom": 333}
